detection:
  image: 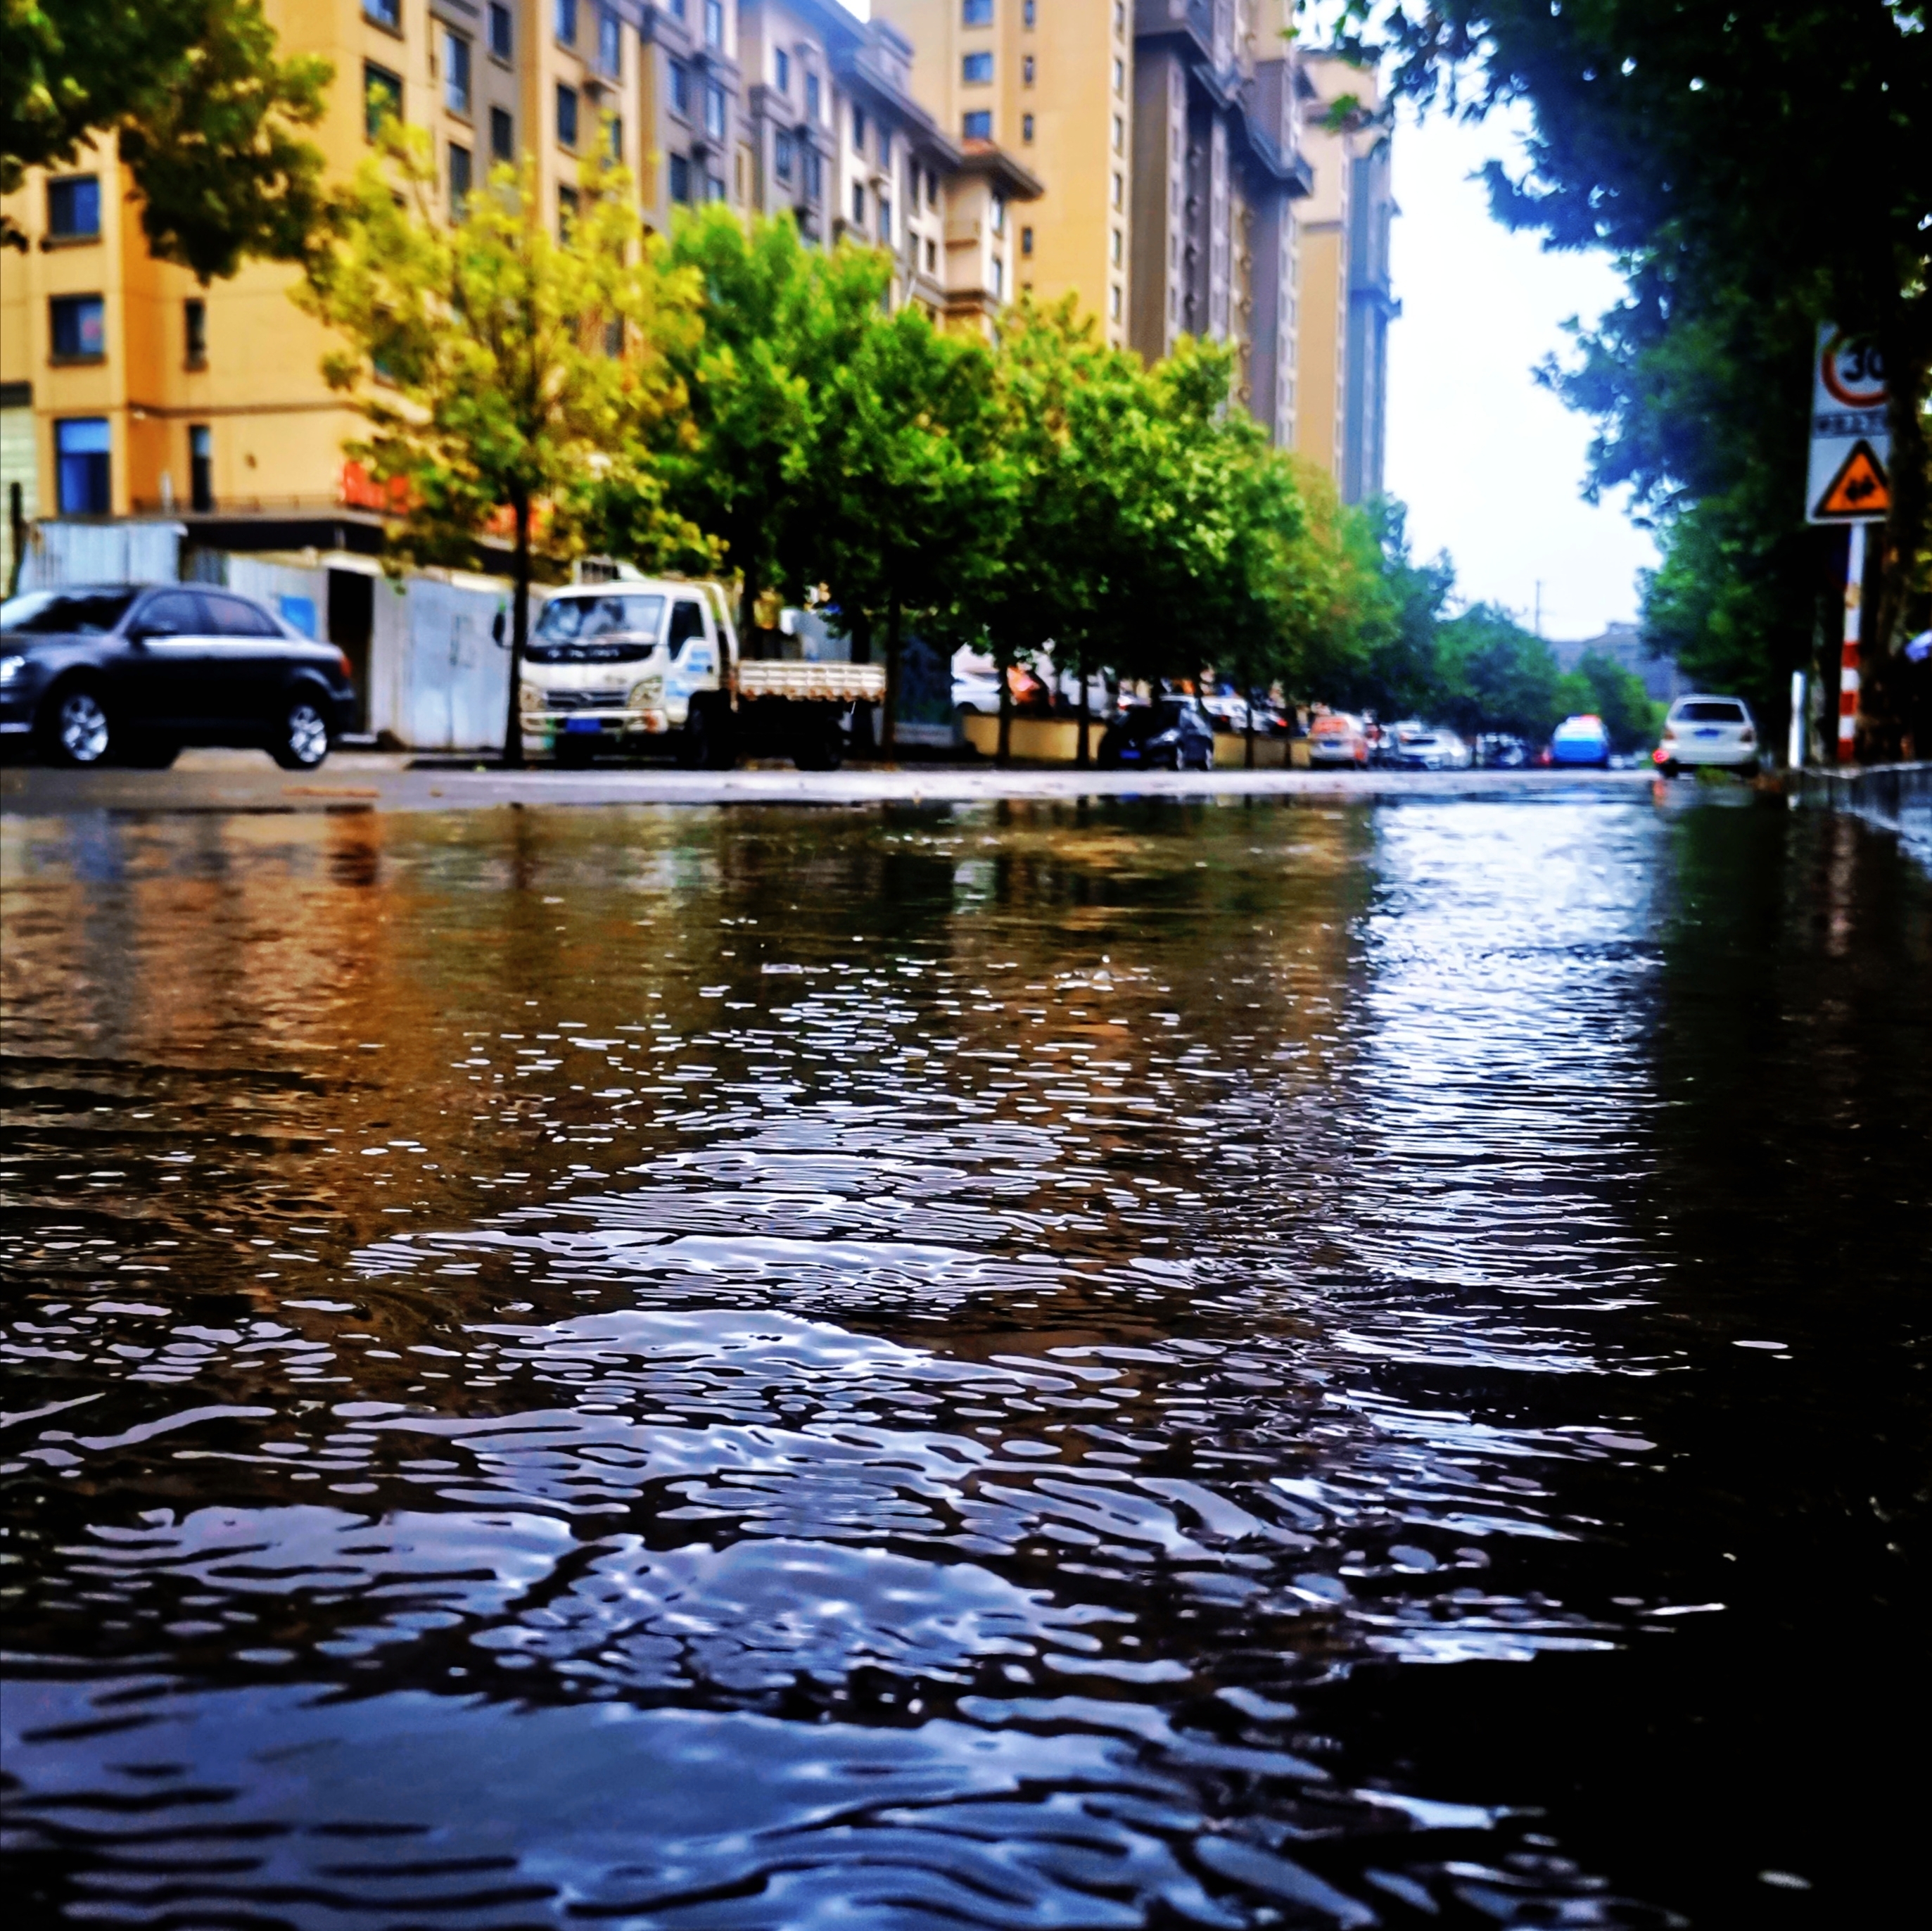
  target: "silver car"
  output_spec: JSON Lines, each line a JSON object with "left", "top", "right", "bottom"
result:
{"left": 1655, "top": 695, "right": 1758, "bottom": 775}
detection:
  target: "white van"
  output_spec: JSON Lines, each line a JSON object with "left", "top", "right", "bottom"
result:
{"left": 518, "top": 578, "right": 884, "bottom": 769}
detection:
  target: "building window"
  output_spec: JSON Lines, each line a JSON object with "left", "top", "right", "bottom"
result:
{"left": 1114, "top": 1, "right": 1125, "bottom": 30}
{"left": 962, "top": 110, "right": 991, "bottom": 139}
{"left": 1112, "top": 170, "right": 1123, "bottom": 208}
{"left": 803, "top": 148, "right": 822, "bottom": 201}
{"left": 56, "top": 419, "right": 110, "bottom": 514}
{"left": 488, "top": 3, "right": 512, "bottom": 61}
{"left": 364, "top": 0, "right": 400, "bottom": 30}
{"left": 852, "top": 106, "right": 866, "bottom": 153}
{"left": 806, "top": 72, "right": 821, "bottom": 123}
{"left": 879, "top": 194, "right": 892, "bottom": 242}
{"left": 1111, "top": 226, "right": 1124, "bottom": 266}
{"left": 704, "top": 0, "right": 723, "bottom": 48}
{"left": 46, "top": 175, "right": 101, "bottom": 240}
{"left": 1112, "top": 114, "right": 1124, "bottom": 153}
{"left": 555, "top": 0, "right": 578, "bottom": 44}
{"left": 449, "top": 141, "right": 472, "bottom": 215}
{"left": 705, "top": 172, "right": 727, "bottom": 202}
{"left": 992, "top": 255, "right": 1005, "bottom": 299}
{"left": 490, "top": 107, "right": 514, "bottom": 161}
{"left": 189, "top": 425, "right": 213, "bottom": 513}
{"left": 991, "top": 194, "right": 1005, "bottom": 236}
{"left": 962, "top": 53, "right": 993, "bottom": 84}
{"left": 598, "top": 6, "right": 621, "bottom": 76}
{"left": 671, "top": 62, "right": 690, "bottom": 118}
{"left": 184, "top": 298, "right": 207, "bottom": 367}
{"left": 879, "top": 129, "right": 894, "bottom": 168}
{"left": 704, "top": 82, "right": 725, "bottom": 141}
{"left": 364, "top": 63, "right": 403, "bottom": 141}
{"left": 559, "top": 184, "right": 579, "bottom": 238}
{"left": 962, "top": 0, "right": 993, "bottom": 22}
{"left": 49, "top": 295, "right": 106, "bottom": 361}
{"left": 851, "top": 182, "right": 864, "bottom": 226}
{"left": 1024, "top": 0, "right": 1036, "bottom": 23}
{"left": 1114, "top": 57, "right": 1124, "bottom": 94}
{"left": 1023, "top": 56, "right": 1035, "bottom": 85}
{"left": 1022, "top": 113, "right": 1034, "bottom": 141}
{"left": 1021, "top": 224, "right": 1033, "bottom": 256}
{"left": 557, "top": 84, "right": 579, "bottom": 148}
{"left": 1110, "top": 284, "right": 1121, "bottom": 321}
{"left": 775, "top": 48, "right": 790, "bottom": 93}
{"left": 607, "top": 115, "right": 623, "bottom": 160}
{"left": 670, "top": 153, "right": 692, "bottom": 202}
{"left": 445, "top": 31, "right": 471, "bottom": 115}
{"left": 775, "top": 129, "right": 795, "bottom": 182}
{"left": 926, "top": 168, "right": 939, "bottom": 207}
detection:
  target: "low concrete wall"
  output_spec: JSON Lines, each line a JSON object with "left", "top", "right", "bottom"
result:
{"left": 961, "top": 715, "right": 1085, "bottom": 761}
{"left": 1796, "top": 761, "right": 1932, "bottom": 834}
{"left": 1213, "top": 735, "right": 1290, "bottom": 769}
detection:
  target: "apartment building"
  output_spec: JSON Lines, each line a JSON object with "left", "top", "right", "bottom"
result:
{"left": 0, "top": 0, "right": 1038, "bottom": 593}
{"left": 876, "top": 0, "right": 1136, "bottom": 350}
{"left": 1294, "top": 51, "right": 1396, "bottom": 501}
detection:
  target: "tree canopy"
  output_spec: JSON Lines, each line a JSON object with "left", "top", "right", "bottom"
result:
{"left": 297, "top": 125, "right": 702, "bottom": 764}
{"left": 1, "top": 0, "right": 331, "bottom": 279}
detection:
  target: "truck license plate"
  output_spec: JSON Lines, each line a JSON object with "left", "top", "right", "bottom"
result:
{"left": 565, "top": 717, "right": 602, "bottom": 734}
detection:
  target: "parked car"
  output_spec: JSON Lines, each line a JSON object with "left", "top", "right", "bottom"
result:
{"left": 1098, "top": 697, "right": 1217, "bottom": 771}
{"left": 1307, "top": 711, "right": 1371, "bottom": 768}
{"left": 1551, "top": 713, "right": 1613, "bottom": 768}
{"left": 1653, "top": 694, "right": 1759, "bottom": 776}
{"left": 1390, "top": 723, "right": 1473, "bottom": 770}
{"left": 1475, "top": 733, "right": 1530, "bottom": 768}
{"left": 1, "top": 583, "right": 355, "bottom": 770}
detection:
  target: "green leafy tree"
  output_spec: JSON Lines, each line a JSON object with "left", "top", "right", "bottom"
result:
{"left": 296, "top": 124, "right": 701, "bottom": 765}
{"left": 1432, "top": 602, "right": 1563, "bottom": 740}
{"left": 1, "top": 0, "right": 331, "bottom": 279}
{"left": 656, "top": 208, "right": 890, "bottom": 637}
{"left": 816, "top": 307, "right": 1003, "bottom": 749}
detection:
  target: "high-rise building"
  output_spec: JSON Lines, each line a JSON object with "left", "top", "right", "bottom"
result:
{"left": 1126, "top": 0, "right": 1311, "bottom": 445}
{"left": 1293, "top": 51, "right": 1397, "bottom": 501}
{"left": 875, "top": 0, "right": 1136, "bottom": 350}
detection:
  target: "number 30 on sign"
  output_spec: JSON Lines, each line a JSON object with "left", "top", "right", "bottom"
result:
{"left": 1808, "top": 327, "right": 1891, "bottom": 524}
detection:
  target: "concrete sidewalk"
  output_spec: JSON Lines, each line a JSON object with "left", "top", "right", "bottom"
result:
{"left": 1, "top": 748, "right": 1661, "bottom": 816}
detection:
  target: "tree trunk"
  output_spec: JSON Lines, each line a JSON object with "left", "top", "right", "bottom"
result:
{"left": 849, "top": 609, "right": 876, "bottom": 755}
{"left": 882, "top": 594, "right": 901, "bottom": 754}
{"left": 1243, "top": 653, "right": 1256, "bottom": 770}
{"left": 996, "top": 645, "right": 1013, "bottom": 768}
{"left": 1075, "top": 653, "right": 1091, "bottom": 767}
{"left": 502, "top": 488, "right": 530, "bottom": 768}
{"left": 1871, "top": 329, "right": 1929, "bottom": 752}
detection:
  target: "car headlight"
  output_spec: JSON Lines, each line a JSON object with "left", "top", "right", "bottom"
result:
{"left": 519, "top": 682, "right": 543, "bottom": 715}
{"left": 628, "top": 675, "right": 663, "bottom": 709}
{"left": 0, "top": 654, "right": 25, "bottom": 684}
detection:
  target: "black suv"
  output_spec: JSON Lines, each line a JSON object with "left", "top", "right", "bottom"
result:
{"left": 1, "top": 584, "right": 356, "bottom": 770}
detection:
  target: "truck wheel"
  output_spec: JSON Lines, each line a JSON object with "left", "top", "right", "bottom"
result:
{"left": 794, "top": 714, "right": 844, "bottom": 773}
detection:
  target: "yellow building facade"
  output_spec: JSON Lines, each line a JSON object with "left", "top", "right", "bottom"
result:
{"left": 875, "top": 0, "right": 1133, "bottom": 350}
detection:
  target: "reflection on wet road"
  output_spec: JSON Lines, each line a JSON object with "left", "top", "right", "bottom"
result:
{"left": 1, "top": 795, "right": 1926, "bottom": 1928}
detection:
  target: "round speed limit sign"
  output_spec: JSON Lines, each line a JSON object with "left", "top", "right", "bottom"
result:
{"left": 1819, "top": 334, "right": 1888, "bottom": 410}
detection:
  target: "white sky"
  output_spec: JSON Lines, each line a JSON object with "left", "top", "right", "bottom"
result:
{"left": 1384, "top": 100, "right": 1658, "bottom": 640}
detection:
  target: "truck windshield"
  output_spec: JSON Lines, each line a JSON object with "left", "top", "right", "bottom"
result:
{"left": 528, "top": 593, "right": 666, "bottom": 662}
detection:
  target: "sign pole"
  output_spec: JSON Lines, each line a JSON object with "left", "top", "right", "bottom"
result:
{"left": 1838, "top": 521, "right": 1865, "bottom": 764}
{"left": 1788, "top": 669, "right": 1807, "bottom": 771}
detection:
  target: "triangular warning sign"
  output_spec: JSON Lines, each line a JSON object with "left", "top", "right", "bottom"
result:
{"left": 1815, "top": 439, "right": 1891, "bottom": 520}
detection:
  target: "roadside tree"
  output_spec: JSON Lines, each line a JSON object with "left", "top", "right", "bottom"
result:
{"left": 296, "top": 125, "right": 701, "bottom": 766}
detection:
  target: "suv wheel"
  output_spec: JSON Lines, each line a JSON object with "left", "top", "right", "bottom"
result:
{"left": 272, "top": 694, "right": 332, "bottom": 771}
{"left": 41, "top": 683, "right": 113, "bottom": 766}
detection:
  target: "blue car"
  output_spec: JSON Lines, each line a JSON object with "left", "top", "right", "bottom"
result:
{"left": 1549, "top": 713, "right": 1611, "bottom": 768}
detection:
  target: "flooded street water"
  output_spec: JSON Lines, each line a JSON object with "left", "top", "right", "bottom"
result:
{"left": 2, "top": 792, "right": 1926, "bottom": 1929}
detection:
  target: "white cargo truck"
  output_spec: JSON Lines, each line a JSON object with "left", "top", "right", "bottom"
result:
{"left": 516, "top": 578, "right": 885, "bottom": 770}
